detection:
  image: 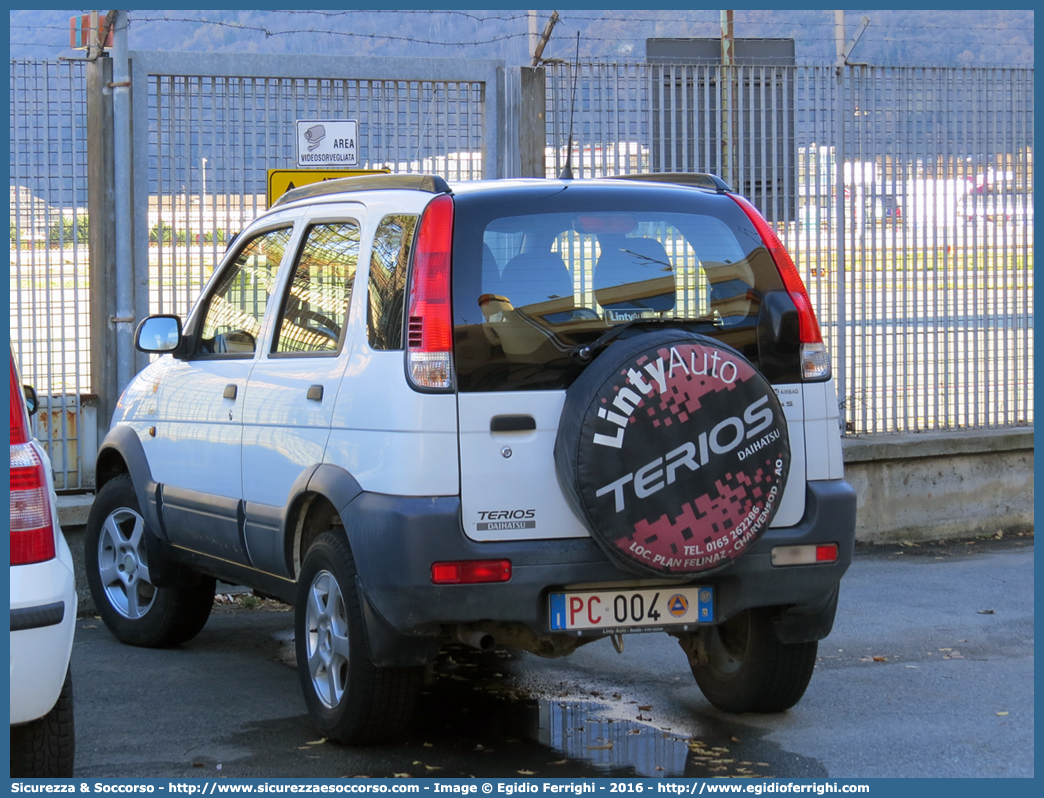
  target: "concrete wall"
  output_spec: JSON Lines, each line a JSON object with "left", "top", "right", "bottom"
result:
{"left": 842, "top": 427, "right": 1034, "bottom": 543}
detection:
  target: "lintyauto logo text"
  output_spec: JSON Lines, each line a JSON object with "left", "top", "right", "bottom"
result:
{"left": 591, "top": 344, "right": 741, "bottom": 449}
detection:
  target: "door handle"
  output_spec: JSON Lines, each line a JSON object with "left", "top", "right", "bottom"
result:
{"left": 223, "top": 384, "right": 237, "bottom": 400}
{"left": 490, "top": 415, "right": 536, "bottom": 432}
{"left": 306, "top": 385, "right": 324, "bottom": 402}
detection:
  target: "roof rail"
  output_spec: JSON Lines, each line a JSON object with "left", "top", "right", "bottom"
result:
{"left": 608, "top": 172, "right": 733, "bottom": 193}
{"left": 271, "top": 173, "right": 452, "bottom": 208}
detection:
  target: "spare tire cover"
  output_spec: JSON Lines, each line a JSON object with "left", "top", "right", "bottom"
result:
{"left": 555, "top": 330, "right": 790, "bottom": 578}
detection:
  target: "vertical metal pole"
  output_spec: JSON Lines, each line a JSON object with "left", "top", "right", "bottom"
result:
{"left": 111, "top": 11, "right": 135, "bottom": 393}
{"left": 522, "top": 66, "right": 547, "bottom": 178}
{"left": 835, "top": 11, "right": 845, "bottom": 64}
{"left": 654, "top": 65, "right": 665, "bottom": 172}
{"left": 529, "top": 11, "right": 539, "bottom": 66}
{"left": 720, "top": 10, "right": 734, "bottom": 186}
{"left": 87, "top": 54, "right": 117, "bottom": 446}
{"left": 834, "top": 64, "right": 847, "bottom": 427}
{"left": 1019, "top": 68, "right": 1031, "bottom": 427}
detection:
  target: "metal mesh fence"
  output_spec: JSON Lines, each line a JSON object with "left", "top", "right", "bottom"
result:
{"left": 8, "top": 57, "right": 1035, "bottom": 496}
{"left": 146, "top": 74, "right": 486, "bottom": 319}
{"left": 546, "top": 62, "right": 1034, "bottom": 435}
{"left": 9, "top": 59, "right": 90, "bottom": 489}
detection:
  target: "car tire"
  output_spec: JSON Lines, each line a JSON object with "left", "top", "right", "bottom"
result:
{"left": 10, "top": 665, "right": 75, "bottom": 777}
{"left": 295, "top": 531, "right": 423, "bottom": 744}
{"left": 85, "top": 474, "right": 215, "bottom": 648}
{"left": 682, "top": 607, "right": 817, "bottom": 714}
{"left": 555, "top": 329, "right": 790, "bottom": 578}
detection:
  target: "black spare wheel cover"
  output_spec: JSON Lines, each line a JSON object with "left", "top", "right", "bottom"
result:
{"left": 555, "top": 330, "right": 790, "bottom": 578}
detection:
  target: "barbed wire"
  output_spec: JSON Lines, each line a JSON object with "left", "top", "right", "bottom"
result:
{"left": 15, "top": 30, "right": 1028, "bottom": 53}
{"left": 9, "top": 11, "right": 1034, "bottom": 56}
{"left": 556, "top": 11, "right": 1034, "bottom": 33}
{"left": 12, "top": 9, "right": 1034, "bottom": 36}
{"left": 285, "top": 10, "right": 531, "bottom": 23}
{"left": 225, "top": 9, "right": 1035, "bottom": 34}
{"left": 123, "top": 16, "right": 532, "bottom": 47}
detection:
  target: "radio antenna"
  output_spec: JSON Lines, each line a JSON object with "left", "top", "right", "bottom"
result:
{"left": 558, "top": 32, "right": 581, "bottom": 181}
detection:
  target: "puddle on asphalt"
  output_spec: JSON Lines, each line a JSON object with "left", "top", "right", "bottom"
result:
{"left": 265, "top": 634, "right": 823, "bottom": 778}
{"left": 405, "top": 645, "right": 827, "bottom": 779}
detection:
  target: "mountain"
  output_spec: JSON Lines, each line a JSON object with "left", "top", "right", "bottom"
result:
{"left": 8, "top": 9, "right": 1036, "bottom": 67}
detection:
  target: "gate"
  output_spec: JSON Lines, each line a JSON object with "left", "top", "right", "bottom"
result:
{"left": 130, "top": 52, "right": 505, "bottom": 324}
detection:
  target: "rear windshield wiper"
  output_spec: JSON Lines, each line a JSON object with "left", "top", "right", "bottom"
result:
{"left": 570, "top": 316, "right": 720, "bottom": 364}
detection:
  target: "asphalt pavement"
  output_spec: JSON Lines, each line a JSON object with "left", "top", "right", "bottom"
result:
{"left": 70, "top": 536, "right": 1033, "bottom": 779}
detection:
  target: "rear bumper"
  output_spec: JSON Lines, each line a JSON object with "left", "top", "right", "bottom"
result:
{"left": 9, "top": 537, "right": 77, "bottom": 725}
{"left": 344, "top": 479, "right": 856, "bottom": 658}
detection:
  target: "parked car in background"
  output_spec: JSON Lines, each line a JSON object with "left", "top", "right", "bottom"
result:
{"left": 9, "top": 352, "right": 77, "bottom": 777}
{"left": 959, "top": 182, "right": 1033, "bottom": 224}
{"left": 799, "top": 190, "right": 902, "bottom": 230}
{"left": 866, "top": 192, "right": 902, "bottom": 224}
{"left": 88, "top": 172, "right": 855, "bottom": 744}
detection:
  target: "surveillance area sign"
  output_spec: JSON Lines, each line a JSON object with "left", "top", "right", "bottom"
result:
{"left": 296, "top": 120, "right": 358, "bottom": 167}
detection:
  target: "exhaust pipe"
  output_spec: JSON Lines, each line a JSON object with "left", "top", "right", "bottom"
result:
{"left": 457, "top": 628, "right": 496, "bottom": 651}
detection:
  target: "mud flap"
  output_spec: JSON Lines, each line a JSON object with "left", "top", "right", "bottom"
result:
{"left": 355, "top": 576, "right": 442, "bottom": 667}
{"left": 773, "top": 584, "right": 840, "bottom": 644}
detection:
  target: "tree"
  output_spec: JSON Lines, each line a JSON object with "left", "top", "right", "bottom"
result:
{"left": 150, "top": 221, "right": 174, "bottom": 244}
{"left": 47, "top": 215, "right": 89, "bottom": 246}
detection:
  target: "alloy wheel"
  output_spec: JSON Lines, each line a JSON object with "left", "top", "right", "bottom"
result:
{"left": 305, "top": 569, "right": 351, "bottom": 709}
{"left": 96, "top": 507, "right": 156, "bottom": 619}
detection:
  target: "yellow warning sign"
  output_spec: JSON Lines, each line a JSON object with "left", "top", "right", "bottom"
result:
{"left": 266, "top": 169, "right": 390, "bottom": 207}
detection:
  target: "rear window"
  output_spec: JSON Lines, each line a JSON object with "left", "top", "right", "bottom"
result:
{"left": 451, "top": 185, "right": 784, "bottom": 392}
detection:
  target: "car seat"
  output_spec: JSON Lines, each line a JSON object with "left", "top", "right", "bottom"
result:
{"left": 499, "top": 251, "right": 574, "bottom": 309}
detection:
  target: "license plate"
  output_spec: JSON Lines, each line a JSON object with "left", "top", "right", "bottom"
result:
{"left": 549, "top": 586, "right": 713, "bottom": 631}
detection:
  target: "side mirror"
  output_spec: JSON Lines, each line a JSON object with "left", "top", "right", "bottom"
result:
{"left": 22, "top": 384, "right": 38, "bottom": 415}
{"left": 135, "top": 315, "right": 183, "bottom": 353}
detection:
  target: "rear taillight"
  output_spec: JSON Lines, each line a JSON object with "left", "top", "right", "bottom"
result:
{"left": 770, "top": 543, "right": 838, "bottom": 566}
{"left": 406, "top": 194, "right": 454, "bottom": 391}
{"left": 10, "top": 357, "right": 30, "bottom": 446}
{"left": 10, "top": 356, "right": 55, "bottom": 565}
{"left": 729, "top": 194, "right": 831, "bottom": 381}
{"left": 431, "top": 559, "right": 512, "bottom": 585}
{"left": 10, "top": 443, "right": 56, "bottom": 565}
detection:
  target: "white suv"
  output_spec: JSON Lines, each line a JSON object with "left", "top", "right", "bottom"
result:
{"left": 10, "top": 353, "right": 77, "bottom": 776}
{"left": 88, "top": 173, "right": 856, "bottom": 743}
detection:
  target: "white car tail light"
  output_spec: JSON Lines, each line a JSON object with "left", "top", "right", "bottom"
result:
{"left": 9, "top": 360, "right": 55, "bottom": 565}
{"left": 771, "top": 543, "right": 839, "bottom": 566}
{"left": 406, "top": 194, "right": 454, "bottom": 391}
{"left": 728, "top": 193, "right": 831, "bottom": 381}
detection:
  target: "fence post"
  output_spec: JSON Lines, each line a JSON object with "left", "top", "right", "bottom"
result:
{"left": 520, "top": 66, "right": 547, "bottom": 178}
{"left": 87, "top": 55, "right": 118, "bottom": 447}
{"left": 834, "top": 65, "right": 848, "bottom": 421}
{"left": 111, "top": 11, "right": 138, "bottom": 393}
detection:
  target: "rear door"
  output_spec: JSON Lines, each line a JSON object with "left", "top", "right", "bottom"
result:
{"left": 457, "top": 391, "right": 586, "bottom": 541}
{"left": 240, "top": 213, "right": 361, "bottom": 576}
{"left": 452, "top": 187, "right": 807, "bottom": 543}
